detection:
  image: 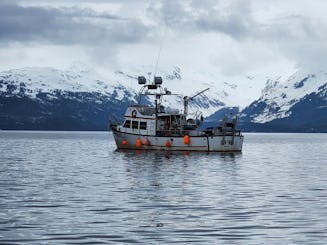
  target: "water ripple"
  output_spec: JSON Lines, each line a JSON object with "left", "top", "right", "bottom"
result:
{"left": 0, "top": 132, "right": 327, "bottom": 244}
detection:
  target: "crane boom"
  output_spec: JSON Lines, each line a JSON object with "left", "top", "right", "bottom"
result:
{"left": 187, "top": 88, "right": 210, "bottom": 101}
{"left": 183, "top": 88, "right": 210, "bottom": 116}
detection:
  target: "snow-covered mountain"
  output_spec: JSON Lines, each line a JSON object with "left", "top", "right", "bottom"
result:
{"left": 239, "top": 69, "right": 327, "bottom": 132}
{"left": 1, "top": 63, "right": 326, "bottom": 131}
{"left": 0, "top": 64, "right": 134, "bottom": 130}
{"left": 0, "top": 64, "right": 137, "bottom": 102}
{"left": 0, "top": 63, "right": 253, "bottom": 130}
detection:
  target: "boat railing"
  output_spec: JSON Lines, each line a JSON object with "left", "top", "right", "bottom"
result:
{"left": 156, "top": 129, "right": 204, "bottom": 137}
{"left": 156, "top": 129, "right": 242, "bottom": 137}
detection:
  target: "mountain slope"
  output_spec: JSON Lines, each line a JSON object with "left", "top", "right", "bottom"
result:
{"left": 239, "top": 70, "right": 327, "bottom": 132}
{"left": 0, "top": 64, "right": 242, "bottom": 130}
{"left": 0, "top": 65, "right": 139, "bottom": 130}
{"left": 1, "top": 64, "right": 326, "bottom": 132}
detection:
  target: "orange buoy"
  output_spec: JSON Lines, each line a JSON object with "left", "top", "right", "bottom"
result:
{"left": 142, "top": 138, "right": 150, "bottom": 146}
{"left": 165, "top": 140, "right": 172, "bottom": 147}
{"left": 136, "top": 138, "right": 142, "bottom": 148}
{"left": 183, "top": 135, "right": 190, "bottom": 145}
{"left": 122, "top": 139, "right": 128, "bottom": 145}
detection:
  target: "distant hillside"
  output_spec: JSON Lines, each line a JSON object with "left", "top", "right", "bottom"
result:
{"left": 239, "top": 70, "right": 327, "bottom": 132}
{"left": 0, "top": 65, "right": 228, "bottom": 130}
{"left": 0, "top": 65, "right": 326, "bottom": 132}
{"left": 0, "top": 66, "right": 137, "bottom": 130}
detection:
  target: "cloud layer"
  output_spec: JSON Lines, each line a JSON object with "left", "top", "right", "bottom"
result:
{"left": 1, "top": 0, "right": 327, "bottom": 75}
{"left": 0, "top": 2, "right": 148, "bottom": 45}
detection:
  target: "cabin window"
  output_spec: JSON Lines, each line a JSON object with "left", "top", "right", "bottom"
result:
{"left": 140, "top": 121, "right": 147, "bottom": 130}
{"left": 132, "top": 120, "right": 139, "bottom": 129}
{"left": 123, "top": 120, "right": 131, "bottom": 128}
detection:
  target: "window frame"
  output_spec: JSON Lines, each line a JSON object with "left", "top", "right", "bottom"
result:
{"left": 140, "top": 121, "right": 147, "bottom": 130}
{"left": 132, "top": 120, "right": 139, "bottom": 129}
{"left": 123, "top": 120, "right": 131, "bottom": 128}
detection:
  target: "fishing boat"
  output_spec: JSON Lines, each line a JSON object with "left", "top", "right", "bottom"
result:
{"left": 110, "top": 76, "right": 243, "bottom": 152}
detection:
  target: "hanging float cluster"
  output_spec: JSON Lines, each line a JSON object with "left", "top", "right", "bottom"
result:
{"left": 121, "top": 135, "right": 191, "bottom": 149}
{"left": 121, "top": 137, "right": 151, "bottom": 148}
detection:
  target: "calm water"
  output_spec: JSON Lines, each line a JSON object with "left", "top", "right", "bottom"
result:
{"left": 0, "top": 131, "right": 326, "bottom": 244}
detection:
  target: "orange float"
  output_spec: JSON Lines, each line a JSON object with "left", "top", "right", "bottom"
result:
{"left": 122, "top": 139, "right": 128, "bottom": 145}
{"left": 136, "top": 138, "right": 142, "bottom": 148}
{"left": 183, "top": 135, "right": 190, "bottom": 145}
{"left": 165, "top": 140, "right": 171, "bottom": 147}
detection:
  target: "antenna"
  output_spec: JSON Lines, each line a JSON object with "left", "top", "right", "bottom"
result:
{"left": 153, "top": 26, "right": 167, "bottom": 80}
{"left": 153, "top": 39, "right": 164, "bottom": 79}
{"left": 147, "top": 72, "right": 152, "bottom": 83}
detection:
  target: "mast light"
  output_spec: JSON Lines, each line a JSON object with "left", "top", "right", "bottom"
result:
{"left": 154, "top": 76, "right": 163, "bottom": 85}
{"left": 138, "top": 76, "right": 146, "bottom": 84}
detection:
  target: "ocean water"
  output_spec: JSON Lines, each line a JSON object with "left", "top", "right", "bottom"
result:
{"left": 0, "top": 131, "right": 326, "bottom": 244}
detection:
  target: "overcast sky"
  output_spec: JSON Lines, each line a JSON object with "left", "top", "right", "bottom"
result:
{"left": 1, "top": 0, "right": 327, "bottom": 82}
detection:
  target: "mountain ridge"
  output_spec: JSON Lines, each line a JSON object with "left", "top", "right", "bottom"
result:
{"left": 238, "top": 69, "right": 327, "bottom": 132}
{"left": 1, "top": 65, "right": 326, "bottom": 132}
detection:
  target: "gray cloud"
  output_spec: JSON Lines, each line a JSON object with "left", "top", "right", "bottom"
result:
{"left": 146, "top": 0, "right": 255, "bottom": 40}
{"left": 148, "top": 0, "right": 318, "bottom": 42}
{"left": 193, "top": 1, "right": 254, "bottom": 40}
{"left": 147, "top": 0, "right": 327, "bottom": 70}
{"left": 1, "top": 0, "right": 327, "bottom": 72}
{"left": 0, "top": 1, "right": 149, "bottom": 45}
{"left": 255, "top": 14, "right": 327, "bottom": 70}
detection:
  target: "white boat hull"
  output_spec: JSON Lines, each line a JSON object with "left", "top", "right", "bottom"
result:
{"left": 112, "top": 131, "right": 243, "bottom": 152}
